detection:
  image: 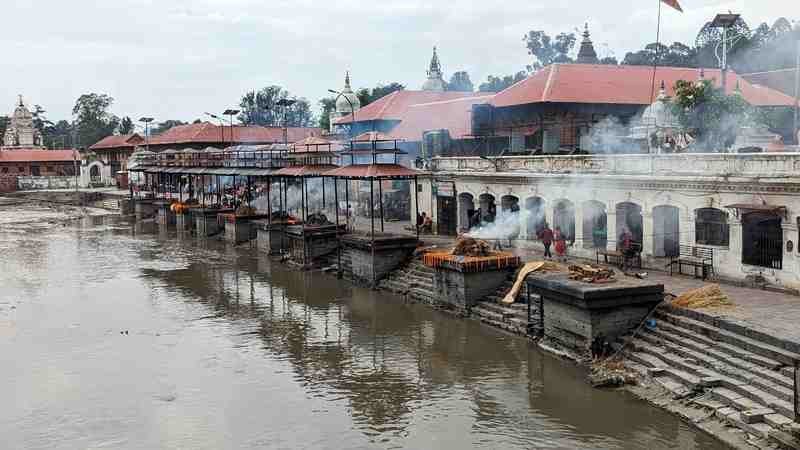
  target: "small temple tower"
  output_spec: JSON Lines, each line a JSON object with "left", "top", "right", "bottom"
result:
{"left": 576, "top": 24, "right": 599, "bottom": 64}
{"left": 329, "top": 71, "right": 361, "bottom": 133}
{"left": 422, "top": 46, "right": 446, "bottom": 92}
{"left": 3, "top": 95, "right": 43, "bottom": 149}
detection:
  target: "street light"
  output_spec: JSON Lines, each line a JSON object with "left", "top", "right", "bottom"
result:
{"left": 138, "top": 117, "right": 154, "bottom": 152}
{"left": 710, "top": 13, "right": 741, "bottom": 91}
{"left": 276, "top": 99, "right": 296, "bottom": 152}
{"left": 223, "top": 109, "right": 240, "bottom": 146}
{"left": 328, "top": 89, "right": 356, "bottom": 138}
{"left": 205, "top": 112, "right": 225, "bottom": 143}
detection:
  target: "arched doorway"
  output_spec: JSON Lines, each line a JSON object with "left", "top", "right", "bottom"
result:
{"left": 742, "top": 212, "right": 783, "bottom": 269}
{"left": 478, "top": 193, "right": 496, "bottom": 224}
{"left": 501, "top": 195, "right": 520, "bottom": 213}
{"left": 653, "top": 205, "right": 680, "bottom": 257}
{"left": 553, "top": 199, "right": 576, "bottom": 244}
{"left": 524, "top": 196, "right": 545, "bottom": 238}
{"left": 616, "top": 202, "right": 643, "bottom": 250}
{"left": 89, "top": 164, "right": 101, "bottom": 184}
{"left": 582, "top": 200, "right": 607, "bottom": 249}
{"left": 458, "top": 192, "right": 475, "bottom": 232}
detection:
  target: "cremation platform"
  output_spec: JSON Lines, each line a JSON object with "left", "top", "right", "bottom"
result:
{"left": 154, "top": 200, "right": 176, "bottom": 226}
{"left": 423, "top": 252, "right": 520, "bottom": 311}
{"left": 526, "top": 272, "right": 663, "bottom": 355}
{"left": 191, "top": 208, "right": 233, "bottom": 237}
{"left": 339, "top": 233, "right": 419, "bottom": 286}
{"left": 285, "top": 224, "right": 346, "bottom": 267}
{"left": 134, "top": 198, "right": 157, "bottom": 220}
{"left": 220, "top": 213, "right": 269, "bottom": 244}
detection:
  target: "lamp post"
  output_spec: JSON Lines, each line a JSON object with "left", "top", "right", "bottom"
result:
{"left": 138, "top": 117, "right": 154, "bottom": 152}
{"left": 205, "top": 112, "right": 225, "bottom": 143}
{"left": 222, "top": 109, "right": 240, "bottom": 146}
{"left": 276, "top": 99, "right": 296, "bottom": 154}
{"left": 710, "top": 13, "right": 741, "bottom": 92}
{"left": 328, "top": 89, "right": 356, "bottom": 138}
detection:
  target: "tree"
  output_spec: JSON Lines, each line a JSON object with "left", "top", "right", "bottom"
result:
{"left": 623, "top": 42, "right": 697, "bottom": 67}
{"left": 671, "top": 79, "right": 760, "bottom": 151}
{"left": 478, "top": 71, "right": 527, "bottom": 92}
{"left": 46, "top": 120, "right": 74, "bottom": 148}
{"left": 72, "top": 93, "right": 120, "bottom": 149}
{"left": 447, "top": 71, "right": 474, "bottom": 92}
{"left": 356, "top": 82, "right": 405, "bottom": 107}
{"left": 599, "top": 56, "right": 619, "bottom": 65}
{"left": 0, "top": 116, "right": 9, "bottom": 142}
{"left": 523, "top": 30, "right": 577, "bottom": 72}
{"left": 318, "top": 97, "right": 337, "bottom": 131}
{"left": 118, "top": 116, "right": 134, "bottom": 135}
{"left": 238, "top": 86, "right": 315, "bottom": 127}
{"left": 151, "top": 120, "right": 187, "bottom": 135}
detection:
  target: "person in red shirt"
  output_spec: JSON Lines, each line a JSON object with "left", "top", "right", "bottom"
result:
{"left": 539, "top": 223, "right": 554, "bottom": 259}
{"left": 554, "top": 226, "right": 567, "bottom": 262}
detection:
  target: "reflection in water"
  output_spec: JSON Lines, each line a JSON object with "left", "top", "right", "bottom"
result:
{"left": 0, "top": 214, "right": 725, "bottom": 449}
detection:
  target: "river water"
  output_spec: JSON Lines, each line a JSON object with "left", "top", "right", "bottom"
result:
{"left": 0, "top": 208, "right": 725, "bottom": 449}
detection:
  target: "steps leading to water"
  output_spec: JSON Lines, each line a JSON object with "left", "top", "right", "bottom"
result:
{"left": 377, "top": 259, "right": 436, "bottom": 304}
{"left": 624, "top": 305, "right": 800, "bottom": 448}
{"left": 468, "top": 274, "right": 535, "bottom": 336}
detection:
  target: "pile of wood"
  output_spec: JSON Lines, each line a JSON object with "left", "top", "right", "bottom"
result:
{"left": 235, "top": 205, "right": 256, "bottom": 216}
{"left": 306, "top": 213, "right": 332, "bottom": 227}
{"left": 450, "top": 236, "right": 492, "bottom": 257}
{"left": 568, "top": 264, "right": 616, "bottom": 283}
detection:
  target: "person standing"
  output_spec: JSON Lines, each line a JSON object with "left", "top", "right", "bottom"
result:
{"left": 554, "top": 226, "right": 567, "bottom": 262}
{"left": 539, "top": 223, "right": 554, "bottom": 259}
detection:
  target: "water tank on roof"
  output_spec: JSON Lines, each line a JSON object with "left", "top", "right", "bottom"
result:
{"left": 422, "top": 129, "right": 451, "bottom": 158}
{"left": 471, "top": 103, "right": 494, "bottom": 136}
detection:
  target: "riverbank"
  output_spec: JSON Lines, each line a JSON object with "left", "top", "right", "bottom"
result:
{"left": 0, "top": 210, "right": 728, "bottom": 449}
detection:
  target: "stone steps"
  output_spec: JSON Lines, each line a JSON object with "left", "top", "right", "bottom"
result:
{"left": 622, "top": 309, "right": 800, "bottom": 448}
{"left": 655, "top": 309, "right": 800, "bottom": 367}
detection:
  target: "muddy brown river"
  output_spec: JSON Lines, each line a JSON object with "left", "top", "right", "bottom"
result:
{"left": 0, "top": 210, "right": 725, "bottom": 449}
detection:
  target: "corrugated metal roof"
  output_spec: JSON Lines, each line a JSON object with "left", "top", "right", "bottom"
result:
{"left": 324, "top": 164, "right": 421, "bottom": 179}
{"left": 273, "top": 164, "right": 338, "bottom": 177}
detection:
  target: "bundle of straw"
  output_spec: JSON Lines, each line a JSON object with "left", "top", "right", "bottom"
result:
{"left": 671, "top": 284, "right": 733, "bottom": 309}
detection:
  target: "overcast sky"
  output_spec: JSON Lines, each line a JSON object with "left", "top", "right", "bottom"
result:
{"left": 2, "top": 0, "right": 793, "bottom": 126}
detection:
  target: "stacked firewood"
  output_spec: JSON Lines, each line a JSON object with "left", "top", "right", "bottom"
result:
{"left": 450, "top": 237, "right": 492, "bottom": 257}
{"left": 568, "top": 264, "right": 616, "bottom": 283}
{"left": 306, "top": 213, "right": 332, "bottom": 227}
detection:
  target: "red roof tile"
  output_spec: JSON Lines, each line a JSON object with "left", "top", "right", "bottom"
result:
{"left": 387, "top": 95, "right": 495, "bottom": 141}
{"left": 334, "top": 90, "right": 486, "bottom": 124}
{"left": 150, "top": 122, "right": 321, "bottom": 146}
{"left": 491, "top": 64, "right": 796, "bottom": 108}
{"left": 742, "top": 69, "right": 798, "bottom": 97}
{"left": 324, "top": 163, "right": 421, "bottom": 179}
{"left": 0, "top": 149, "right": 78, "bottom": 163}
{"left": 353, "top": 131, "right": 397, "bottom": 142}
{"left": 89, "top": 134, "right": 144, "bottom": 150}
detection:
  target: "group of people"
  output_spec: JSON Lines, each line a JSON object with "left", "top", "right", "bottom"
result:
{"left": 537, "top": 223, "right": 568, "bottom": 262}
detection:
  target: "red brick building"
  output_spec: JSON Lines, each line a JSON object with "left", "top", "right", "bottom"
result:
{"left": 0, "top": 148, "right": 78, "bottom": 192}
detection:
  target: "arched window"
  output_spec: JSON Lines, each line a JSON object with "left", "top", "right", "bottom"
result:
{"left": 695, "top": 208, "right": 729, "bottom": 246}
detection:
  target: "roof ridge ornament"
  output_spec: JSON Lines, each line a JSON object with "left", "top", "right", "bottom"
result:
{"left": 576, "top": 23, "right": 599, "bottom": 64}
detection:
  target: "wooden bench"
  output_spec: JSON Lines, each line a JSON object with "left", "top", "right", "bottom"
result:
{"left": 669, "top": 244, "right": 714, "bottom": 280}
{"left": 596, "top": 243, "right": 642, "bottom": 270}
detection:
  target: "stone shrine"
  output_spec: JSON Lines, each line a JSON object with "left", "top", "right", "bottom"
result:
{"left": 3, "top": 95, "right": 44, "bottom": 149}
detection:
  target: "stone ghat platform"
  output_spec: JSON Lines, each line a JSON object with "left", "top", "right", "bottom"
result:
{"left": 284, "top": 223, "right": 346, "bottom": 267}
{"left": 422, "top": 251, "right": 521, "bottom": 312}
{"left": 339, "top": 233, "right": 419, "bottom": 286}
{"left": 526, "top": 272, "right": 663, "bottom": 355}
{"left": 191, "top": 208, "right": 234, "bottom": 237}
{"left": 219, "top": 213, "right": 269, "bottom": 244}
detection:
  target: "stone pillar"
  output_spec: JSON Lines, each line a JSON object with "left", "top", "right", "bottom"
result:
{"left": 573, "top": 206, "right": 584, "bottom": 254}
{"left": 725, "top": 215, "right": 743, "bottom": 279}
{"left": 606, "top": 211, "right": 617, "bottom": 250}
{"left": 642, "top": 210, "right": 654, "bottom": 258}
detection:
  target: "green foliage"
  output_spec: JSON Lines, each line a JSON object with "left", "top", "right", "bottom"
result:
{"left": 238, "top": 86, "right": 314, "bottom": 127}
{"left": 118, "top": 116, "right": 134, "bottom": 135}
{"left": 447, "top": 71, "right": 474, "bottom": 92}
{"left": 354, "top": 82, "right": 405, "bottom": 107}
{"left": 523, "top": 30, "right": 577, "bottom": 72}
{"left": 318, "top": 97, "right": 336, "bottom": 131}
{"left": 71, "top": 93, "right": 120, "bottom": 149}
{"left": 478, "top": 71, "right": 527, "bottom": 93}
{"left": 151, "top": 120, "right": 187, "bottom": 135}
{"left": 623, "top": 42, "right": 697, "bottom": 67}
{"left": 671, "top": 79, "right": 759, "bottom": 151}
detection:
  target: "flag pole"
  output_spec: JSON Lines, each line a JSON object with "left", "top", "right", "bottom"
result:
{"left": 646, "top": 0, "right": 663, "bottom": 153}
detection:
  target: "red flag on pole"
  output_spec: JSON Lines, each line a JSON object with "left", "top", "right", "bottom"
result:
{"left": 661, "top": 0, "right": 683, "bottom": 12}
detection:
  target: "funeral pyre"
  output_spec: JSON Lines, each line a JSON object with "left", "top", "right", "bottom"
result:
{"left": 568, "top": 264, "right": 616, "bottom": 283}
{"left": 422, "top": 237, "right": 520, "bottom": 272}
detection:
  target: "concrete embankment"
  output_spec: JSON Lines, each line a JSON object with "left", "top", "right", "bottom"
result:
{"left": 374, "top": 255, "right": 800, "bottom": 449}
